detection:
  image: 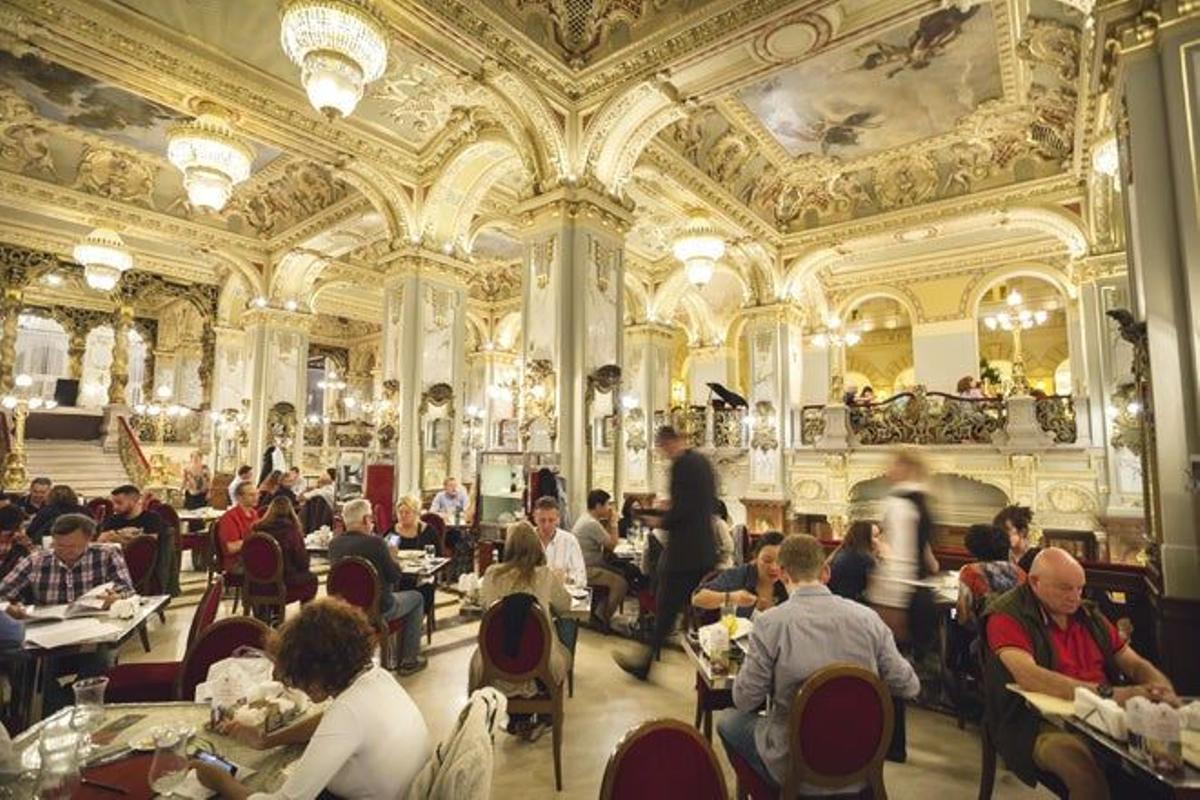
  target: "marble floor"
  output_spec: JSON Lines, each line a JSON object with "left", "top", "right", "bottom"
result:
{"left": 115, "top": 574, "right": 1054, "bottom": 799}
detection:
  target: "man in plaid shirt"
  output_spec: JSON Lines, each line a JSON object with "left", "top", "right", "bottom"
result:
{"left": 0, "top": 514, "right": 133, "bottom": 607}
{"left": 0, "top": 513, "right": 134, "bottom": 714}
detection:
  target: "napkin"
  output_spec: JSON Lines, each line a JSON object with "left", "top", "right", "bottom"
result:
{"left": 1182, "top": 701, "right": 1200, "bottom": 732}
{"left": 1074, "top": 687, "right": 1128, "bottom": 741}
{"left": 110, "top": 598, "right": 137, "bottom": 619}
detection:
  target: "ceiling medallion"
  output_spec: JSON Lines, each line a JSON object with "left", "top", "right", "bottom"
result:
{"left": 279, "top": 0, "right": 389, "bottom": 120}
{"left": 166, "top": 103, "right": 254, "bottom": 212}
{"left": 673, "top": 214, "right": 725, "bottom": 288}
{"left": 73, "top": 227, "right": 133, "bottom": 292}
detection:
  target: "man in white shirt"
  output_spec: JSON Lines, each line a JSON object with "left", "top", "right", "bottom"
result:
{"left": 532, "top": 496, "right": 586, "bottom": 586}
{"left": 288, "top": 466, "right": 307, "bottom": 496}
{"left": 227, "top": 464, "right": 253, "bottom": 506}
{"left": 301, "top": 473, "right": 337, "bottom": 509}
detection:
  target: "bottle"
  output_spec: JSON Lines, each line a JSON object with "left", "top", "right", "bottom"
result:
{"left": 491, "top": 546, "right": 499, "bottom": 567}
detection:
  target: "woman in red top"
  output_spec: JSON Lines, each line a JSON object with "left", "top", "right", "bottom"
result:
{"left": 251, "top": 496, "right": 317, "bottom": 600}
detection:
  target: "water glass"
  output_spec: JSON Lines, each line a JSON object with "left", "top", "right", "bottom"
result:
{"left": 423, "top": 544, "right": 435, "bottom": 562}
{"left": 34, "top": 717, "right": 80, "bottom": 800}
{"left": 70, "top": 676, "right": 108, "bottom": 755}
{"left": 146, "top": 725, "right": 189, "bottom": 797}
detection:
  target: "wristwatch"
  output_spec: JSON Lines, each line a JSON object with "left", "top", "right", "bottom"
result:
{"left": 1095, "top": 683, "right": 1114, "bottom": 699}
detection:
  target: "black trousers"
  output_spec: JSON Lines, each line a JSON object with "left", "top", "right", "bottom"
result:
{"left": 649, "top": 568, "right": 709, "bottom": 655}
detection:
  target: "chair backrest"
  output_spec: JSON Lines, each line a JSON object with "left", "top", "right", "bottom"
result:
{"left": 241, "top": 532, "right": 285, "bottom": 605}
{"left": 185, "top": 575, "right": 225, "bottom": 652}
{"left": 420, "top": 513, "right": 447, "bottom": 555}
{"left": 301, "top": 498, "right": 333, "bottom": 533}
{"left": 599, "top": 718, "right": 728, "bottom": 800}
{"left": 123, "top": 534, "right": 159, "bottom": 594}
{"left": 476, "top": 541, "right": 497, "bottom": 574}
{"left": 85, "top": 497, "right": 113, "bottom": 524}
{"left": 783, "top": 663, "right": 894, "bottom": 796}
{"left": 206, "top": 521, "right": 222, "bottom": 581}
{"left": 177, "top": 616, "right": 270, "bottom": 701}
{"left": 477, "top": 593, "right": 553, "bottom": 686}
{"left": 373, "top": 502, "right": 392, "bottom": 534}
{"left": 146, "top": 500, "right": 179, "bottom": 535}
{"left": 327, "top": 557, "right": 382, "bottom": 621}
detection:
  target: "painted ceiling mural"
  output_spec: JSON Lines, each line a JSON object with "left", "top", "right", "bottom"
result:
{"left": 737, "top": 6, "right": 1002, "bottom": 160}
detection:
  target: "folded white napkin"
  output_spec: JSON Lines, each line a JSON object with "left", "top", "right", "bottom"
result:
{"left": 1074, "top": 687, "right": 1128, "bottom": 741}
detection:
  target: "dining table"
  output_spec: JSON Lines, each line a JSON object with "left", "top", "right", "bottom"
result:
{"left": 4, "top": 701, "right": 308, "bottom": 799}
{"left": 0, "top": 595, "right": 172, "bottom": 730}
{"left": 681, "top": 626, "right": 743, "bottom": 741}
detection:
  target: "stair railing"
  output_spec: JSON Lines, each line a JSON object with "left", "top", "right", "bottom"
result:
{"left": 117, "top": 414, "right": 151, "bottom": 488}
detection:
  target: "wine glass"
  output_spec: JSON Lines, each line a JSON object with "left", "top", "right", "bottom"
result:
{"left": 146, "top": 726, "right": 189, "bottom": 798}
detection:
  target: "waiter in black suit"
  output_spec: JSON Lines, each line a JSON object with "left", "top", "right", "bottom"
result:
{"left": 615, "top": 425, "right": 717, "bottom": 680}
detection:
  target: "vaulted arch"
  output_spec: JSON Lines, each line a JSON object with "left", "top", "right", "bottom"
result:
{"left": 482, "top": 66, "right": 569, "bottom": 186}
{"left": 421, "top": 136, "right": 526, "bottom": 250}
{"left": 333, "top": 159, "right": 418, "bottom": 244}
{"left": 648, "top": 264, "right": 751, "bottom": 322}
{"left": 578, "top": 80, "right": 684, "bottom": 195}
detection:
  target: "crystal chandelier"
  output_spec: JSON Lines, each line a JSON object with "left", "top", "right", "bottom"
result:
{"left": 279, "top": 0, "right": 389, "bottom": 120}
{"left": 166, "top": 104, "right": 254, "bottom": 212}
{"left": 673, "top": 214, "right": 725, "bottom": 288}
{"left": 1092, "top": 135, "right": 1119, "bottom": 177}
{"left": 73, "top": 228, "right": 133, "bottom": 292}
{"left": 983, "top": 290, "right": 1049, "bottom": 331}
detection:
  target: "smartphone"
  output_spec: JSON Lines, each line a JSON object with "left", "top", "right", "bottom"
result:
{"left": 385, "top": 533, "right": 401, "bottom": 549}
{"left": 195, "top": 750, "right": 238, "bottom": 776}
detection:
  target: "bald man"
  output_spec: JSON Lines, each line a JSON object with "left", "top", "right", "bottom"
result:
{"left": 981, "top": 547, "right": 1176, "bottom": 799}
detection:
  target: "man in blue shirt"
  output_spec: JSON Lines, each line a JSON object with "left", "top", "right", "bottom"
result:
{"left": 429, "top": 477, "right": 467, "bottom": 519}
{"left": 719, "top": 534, "right": 919, "bottom": 793}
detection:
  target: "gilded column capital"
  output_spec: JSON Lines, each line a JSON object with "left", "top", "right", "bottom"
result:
{"left": 514, "top": 184, "right": 635, "bottom": 236}
{"left": 626, "top": 322, "right": 678, "bottom": 342}
{"left": 241, "top": 307, "right": 315, "bottom": 333}
{"left": 381, "top": 247, "right": 471, "bottom": 291}
{"left": 738, "top": 302, "right": 807, "bottom": 329}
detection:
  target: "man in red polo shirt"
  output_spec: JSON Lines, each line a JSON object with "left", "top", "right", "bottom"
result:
{"left": 217, "top": 480, "right": 259, "bottom": 572}
{"left": 983, "top": 547, "right": 1176, "bottom": 799}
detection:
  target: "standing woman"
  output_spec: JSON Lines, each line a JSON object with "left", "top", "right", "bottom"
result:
{"left": 691, "top": 531, "right": 787, "bottom": 619}
{"left": 182, "top": 451, "right": 211, "bottom": 510}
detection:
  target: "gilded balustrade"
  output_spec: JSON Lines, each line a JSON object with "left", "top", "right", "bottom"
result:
{"left": 1034, "top": 395, "right": 1078, "bottom": 444}
{"left": 851, "top": 387, "right": 1007, "bottom": 446}
{"left": 713, "top": 407, "right": 745, "bottom": 448}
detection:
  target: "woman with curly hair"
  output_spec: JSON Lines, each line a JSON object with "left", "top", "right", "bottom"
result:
{"left": 194, "top": 597, "right": 431, "bottom": 799}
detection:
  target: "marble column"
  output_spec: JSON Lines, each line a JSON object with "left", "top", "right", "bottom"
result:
{"left": 0, "top": 287, "right": 22, "bottom": 393}
{"left": 623, "top": 323, "right": 674, "bottom": 494}
{"left": 380, "top": 253, "right": 468, "bottom": 499}
{"left": 107, "top": 304, "right": 134, "bottom": 406}
{"left": 468, "top": 348, "right": 519, "bottom": 452}
{"left": 1109, "top": 7, "right": 1200, "bottom": 689}
{"left": 742, "top": 304, "right": 804, "bottom": 496}
{"left": 242, "top": 308, "right": 312, "bottom": 474}
{"left": 515, "top": 187, "right": 630, "bottom": 515}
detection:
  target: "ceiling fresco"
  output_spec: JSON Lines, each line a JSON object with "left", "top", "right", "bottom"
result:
{"left": 736, "top": 6, "right": 1003, "bottom": 160}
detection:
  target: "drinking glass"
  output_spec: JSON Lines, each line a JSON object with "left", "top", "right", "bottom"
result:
{"left": 34, "top": 717, "right": 80, "bottom": 800}
{"left": 70, "top": 676, "right": 108, "bottom": 755}
{"left": 423, "top": 544, "right": 436, "bottom": 562}
{"left": 146, "top": 725, "right": 189, "bottom": 798}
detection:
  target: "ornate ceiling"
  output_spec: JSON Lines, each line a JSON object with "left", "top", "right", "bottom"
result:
{"left": 0, "top": 0, "right": 1120, "bottom": 344}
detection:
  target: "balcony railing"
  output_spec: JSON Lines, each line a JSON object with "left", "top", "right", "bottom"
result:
{"left": 713, "top": 407, "right": 746, "bottom": 448}
{"left": 852, "top": 388, "right": 1007, "bottom": 446}
{"left": 800, "top": 405, "right": 825, "bottom": 446}
{"left": 1035, "top": 395, "right": 1078, "bottom": 444}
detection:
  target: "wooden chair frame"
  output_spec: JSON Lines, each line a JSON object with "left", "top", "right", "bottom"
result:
{"left": 599, "top": 718, "right": 727, "bottom": 800}
{"left": 470, "top": 595, "right": 565, "bottom": 791}
{"left": 206, "top": 520, "right": 242, "bottom": 613}
{"left": 124, "top": 533, "right": 160, "bottom": 652}
{"left": 780, "top": 663, "right": 894, "bottom": 799}
{"left": 175, "top": 616, "right": 271, "bottom": 701}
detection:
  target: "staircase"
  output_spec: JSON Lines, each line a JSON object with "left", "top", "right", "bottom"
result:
{"left": 24, "top": 440, "right": 132, "bottom": 499}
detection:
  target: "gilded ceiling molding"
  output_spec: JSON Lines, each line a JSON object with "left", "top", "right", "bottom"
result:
{"left": 479, "top": 61, "right": 569, "bottom": 184}
{"left": 832, "top": 286, "right": 923, "bottom": 328}
{"left": 0, "top": 171, "right": 263, "bottom": 252}
{"left": 1073, "top": 251, "right": 1128, "bottom": 283}
{"left": 332, "top": 159, "right": 418, "bottom": 245}
{"left": 637, "top": 144, "right": 779, "bottom": 242}
{"left": 513, "top": 183, "right": 635, "bottom": 234}
{"left": 240, "top": 306, "right": 315, "bottom": 333}
{"left": 267, "top": 195, "right": 376, "bottom": 253}
{"left": 779, "top": 173, "right": 1080, "bottom": 255}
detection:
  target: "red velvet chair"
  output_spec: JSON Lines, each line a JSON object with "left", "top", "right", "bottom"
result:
{"left": 85, "top": 497, "right": 113, "bottom": 524}
{"left": 419, "top": 513, "right": 447, "bottom": 555}
{"left": 727, "top": 664, "right": 894, "bottom": 800}
{"left": 123, "top": 534, "right": 160, "bottom": 652}
{"left": 470, "top": 594, "right": 565, "bottom": 791}
{"left": 327, "top": 557, "right": 404, "bottom": 668}
{"left": 241, "top": 532, "right": 308, "bottom": 626}
{"left": 600, "top": 718, "right": 727, "bottom": 800}
{"left": 177, "top": 616, "right": 271, "bottom": 701}
{"left": 105, "top": 576, "right": 225, "bottom": 703}
{"left": 206, "top": 520, "right": 242, "bottom": 614}
{"left": 373, "top": 502, "right": 392, "bottom": 535}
